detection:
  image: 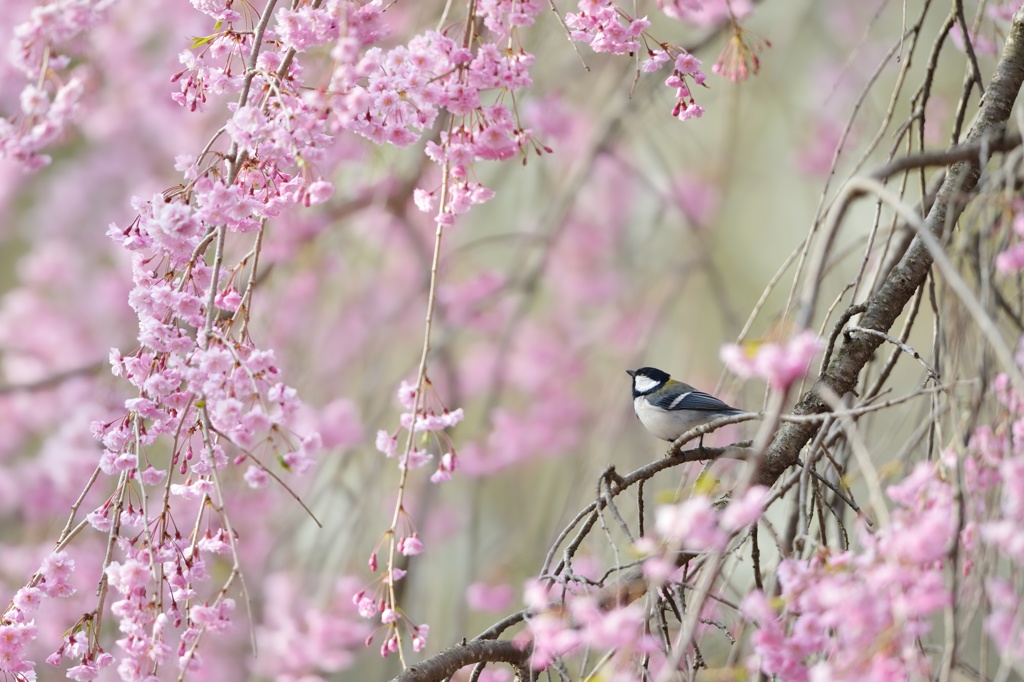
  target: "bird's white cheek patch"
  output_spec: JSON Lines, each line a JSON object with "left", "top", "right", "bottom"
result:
{"left": 634, "top": 375, "right": 660, "bottom": 393}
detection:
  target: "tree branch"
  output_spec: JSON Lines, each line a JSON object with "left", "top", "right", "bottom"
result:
{"left": 389, "top": 639, "right": 531, "bottom": 682}
{"left": 756, "top": 6, "right": 1024, "bottom": 488}
{"left": 869, "top": 128, "right": 1021, "bottom": 181}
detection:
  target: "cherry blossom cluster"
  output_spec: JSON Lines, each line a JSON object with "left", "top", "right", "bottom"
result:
{"left": 77, "top": 317, "right": 304, "bottom": 679}
{"left": 743, "top": 459, "right": 956, "bottom": 680}
{"left": 516, "top": 487, "right": 767, "bottom": 676}
{"left": 567, "top": 0, "right": 716, "bottom": 121}
{"left": 478, "top": 0, "right": 545, "bottom": 33}
{"left": 564, "top": 0, "right": 771, "bottom": 119}
{"left": 519, "top": 579, "right": 660, "bottom": 673}
{"left": 565, "top": 0, "right": 651, "bottom": 55}
{"left": 102, "top": 191, "right": 317, "bottom": 470}
{"left": 325, "top": 20, "right": 544, "bottom": 225}
{"left": 196, "top": 0, "right": 533, "bottom": 238}
{"left": 657, "top": 51, "right": 709, "bottom": 121}
{"left": 721, "top": 330, "right": 823, "bottom": 390}
{"left": 644, "top": 486, "right": 767, "bottom": 559}
{"left": 351, "top": 576, "right": 431, "bottom": 659}
{"left": 375, "top": 379, "right": 464, "bottom": 482}
{"left": 0, "top": 0, "right": 114, "bottom": 170}
{"left": 29, "top": 0, "right": 394, "bottom": 674}
{"left": 0, "top": 552, "right": 78, "bottom": 678}
{"left": 98, "top": 550, "right": 234, "bottom": 680}
{"left": 626, "top": 485, "right": 768, "bottom": 642}
{"left": 73, "top": 243, "right": 317, "bottom": 679}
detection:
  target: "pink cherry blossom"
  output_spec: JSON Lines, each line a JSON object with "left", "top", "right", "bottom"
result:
{"left": 397, "top": 534, "right": 425, "bottom": 556}
{"left": 466, "top": 581, "right": 515, "bottom": 612}
{"left": 721, "top": 330, "right": 823, "bottom": 389}
{"left": 654, "top": 496, "right": 728, "bottom": 551}
{"left": 720, "top": 485, "right": 769, "bottom": 531}
{"left": 745, "top": 460, "right": 957, "bottom": 680}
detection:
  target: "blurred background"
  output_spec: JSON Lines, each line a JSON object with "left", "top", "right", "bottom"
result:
{"left": 0, "top": 0, "right": 1006, "bottom": 678}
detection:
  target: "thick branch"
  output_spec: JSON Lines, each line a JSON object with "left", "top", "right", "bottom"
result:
{"left": 756, "top": 7, "right": 1024, "bottom": 488}
{"left": 870, "top": 129, "right": 1021, "bottom": 181}
{"left": 390, "top": 639, "right": 530, "bottom": 682}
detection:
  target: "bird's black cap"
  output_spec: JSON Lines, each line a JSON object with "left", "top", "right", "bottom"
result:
{"left": 627, "top": 367, "right": 670, "bottom": 383}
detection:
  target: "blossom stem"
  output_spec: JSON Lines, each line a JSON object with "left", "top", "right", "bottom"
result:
{"left": 92, "top": 470, "right": 129, "bottom": 652}
{"left": 386, "top": 152, "right": 455, "bottom": 667}
{"left": 55, "top": 465, "right": 102, "bottom": 546}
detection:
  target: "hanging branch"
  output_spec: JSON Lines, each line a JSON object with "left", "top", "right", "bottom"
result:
{"left": 756, "top": 7, "right": 1024, "bottom": 489}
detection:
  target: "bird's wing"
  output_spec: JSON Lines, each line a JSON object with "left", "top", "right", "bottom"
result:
{"left": 649, "top": 386, "right": 738, "bottom": 413}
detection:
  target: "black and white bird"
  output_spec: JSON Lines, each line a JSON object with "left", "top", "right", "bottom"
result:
{"left": 627, "top": 367, "right": 744, "bottom": 442}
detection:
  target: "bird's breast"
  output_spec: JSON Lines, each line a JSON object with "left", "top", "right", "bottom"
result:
{"left": 633, "top": 397, "right": 717, "bottom": 441}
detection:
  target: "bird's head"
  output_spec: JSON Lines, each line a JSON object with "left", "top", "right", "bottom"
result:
{"left": 626, "top": 367, "right": 671, "bottom": 397}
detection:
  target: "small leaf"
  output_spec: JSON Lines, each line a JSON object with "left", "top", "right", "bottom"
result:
{"left": 190, "top": 34, "right": 216, "bottom": 49}
{"left": 693, "top": 470, "right": 719, "bottom": 496}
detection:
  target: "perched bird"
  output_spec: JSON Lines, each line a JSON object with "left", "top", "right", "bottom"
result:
{"left": 627, "top": 367, "right": 744, "bottom": 442}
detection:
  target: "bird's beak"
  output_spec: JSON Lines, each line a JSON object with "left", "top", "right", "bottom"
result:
{"left": 626, "top": 369, "right": 636, "bottom": 377}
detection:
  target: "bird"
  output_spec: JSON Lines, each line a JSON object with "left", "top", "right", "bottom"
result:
{"left": 627, "top": 367, "right": 744, "bottom": 443}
